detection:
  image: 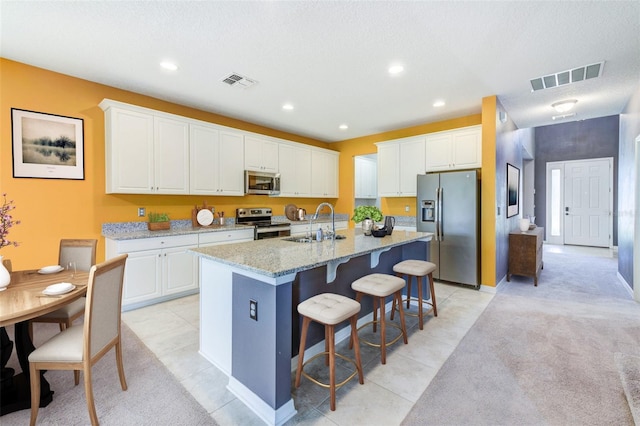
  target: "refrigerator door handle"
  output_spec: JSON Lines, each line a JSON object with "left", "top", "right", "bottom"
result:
{"left": 436, "top": 187, "right": 443, "bottom": 241}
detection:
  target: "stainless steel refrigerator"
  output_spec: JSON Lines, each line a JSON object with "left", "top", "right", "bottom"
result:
{"left": 416, "top": 170, "right": 479, "bottom": 287}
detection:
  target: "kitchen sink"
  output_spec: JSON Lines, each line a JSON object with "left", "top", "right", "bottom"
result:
{"left": 282, "top": 235, "right": 346, "bottom": 243}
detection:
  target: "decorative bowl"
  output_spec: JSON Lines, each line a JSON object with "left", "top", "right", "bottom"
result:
{"left": 371, "top": 228, "right": 387, "bottom": 237}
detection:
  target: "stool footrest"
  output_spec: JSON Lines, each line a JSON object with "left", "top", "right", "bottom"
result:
{"left": 397, "top": 296, "right": 435, "bottom": 318}
{"left": 300, "top": 352, "right": 360, "bottom": 389}
{"left": 357, "top": 320, "right": 405, "bottom": 348}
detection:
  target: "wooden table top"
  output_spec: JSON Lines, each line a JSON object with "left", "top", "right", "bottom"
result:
{"left": 0, "top": 269, "right": 89, "bottom": 327}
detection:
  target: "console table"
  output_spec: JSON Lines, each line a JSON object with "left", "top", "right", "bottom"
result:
{"left": 507, "top": 226, "right": 544, "bottom": 286}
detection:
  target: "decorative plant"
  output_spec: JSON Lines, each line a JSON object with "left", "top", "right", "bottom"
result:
{"left": 1, "top": 193, "right": 20, "bottom": 250}
{"left": 351, "top": 205, "right": 383, "bottom": 223}
{"left": 148, "top": 212, "right": 170, "bottom": 223}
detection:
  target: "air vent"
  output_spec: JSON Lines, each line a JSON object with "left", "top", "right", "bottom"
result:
{"left": 530, "top": 61, "right": 604, "bottom": 92}
{"left": 221, "top": 72, "right": 257, "bottom": 89}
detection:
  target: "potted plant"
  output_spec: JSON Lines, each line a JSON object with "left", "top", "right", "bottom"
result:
{"left": 147, "top": 212, "right": 171, "bottom": 231}
{"left": 351, "top": 205, "right": 383, "bottom": 236}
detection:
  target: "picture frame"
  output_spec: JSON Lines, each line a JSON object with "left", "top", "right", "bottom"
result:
{"left": 11, "top": 108, "right": 85, "bottom": 180}
{"left": 506, "top": 163, "right": 520, "bottom": 218}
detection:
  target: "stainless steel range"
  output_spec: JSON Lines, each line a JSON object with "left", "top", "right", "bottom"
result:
{"left": 236, "top": 208, "right": 291, "bottom": 240}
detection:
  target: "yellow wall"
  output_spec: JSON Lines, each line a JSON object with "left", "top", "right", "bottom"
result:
{"left": 480, "top": 96, "right": 498, "bottom": 287}
{"left": 1, "top": 59, "right": 333, "bottom": 269}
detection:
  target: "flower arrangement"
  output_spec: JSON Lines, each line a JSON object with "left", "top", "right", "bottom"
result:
{"left": 1, "top": 193, "right": 20, "bottom": 250}
{"left": 351, "top": 205, "right": 383, "bottom": 223}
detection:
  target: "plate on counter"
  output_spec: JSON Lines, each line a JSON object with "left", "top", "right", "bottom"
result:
{"left": 285, "top": 204, "right": 297, "bottom": 221}
{"left": 43, "top": 282, "right": 76, "bottom": 295}
{"left": 38, "top": 265, "right": 64, "bottom": 274}
{"left": 196, "top": 209, "right": 214, "bottom": 226}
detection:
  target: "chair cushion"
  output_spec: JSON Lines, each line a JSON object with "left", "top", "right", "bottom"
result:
{"left": 393, "top": 260, "right": 436, "bottom": 276}
{"left": 298, "top": 293, "right": 360, "bottom": 325}
{"left": 352, "top": 273, "right": 405, "bottom": 297}
{"left": 28, "top": 325, "right": 84, "bottom": 363}
{"left": 38, "top": 297, "right": 85, "bottom": 320}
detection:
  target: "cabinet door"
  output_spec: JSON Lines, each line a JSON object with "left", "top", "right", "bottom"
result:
{"left": 122, "top": 249, "right": 162, "bottom": 306}
{"left": 361, "top": 158, "right": 377, "bottom": 198}
{"left": 163, "top": 245, "right": 198, "bottom": 295}
{"left": 425, "top": 133, "right": 453, "bottom": 171}
{"left": 452, "top": 128, "right": 481, "bottom": 169}
{"left": 217, "top": 131, "right": 245, "bottom": 195}
{"left": 106, "top": 108, "right": 154, "bottom": 194}
{"left": 310, "top": 150, "right": 338, "bottom": 197}
{"left": 190, "top": 124, "right": 220, "bottom": 195}
{"left": 154, "top": 116, "right": 189, "bottom": 194}
{"left": 377, "top": 143, "right": 400, "bottom": 197}
{"left": 245, "top": 136, "right": 279, "bottom": 172}
{"left": 279, "top": 144, "right": 312, "bottom": 197}
{"left": 399, "top": 137, "right": 425, "bottom": 196}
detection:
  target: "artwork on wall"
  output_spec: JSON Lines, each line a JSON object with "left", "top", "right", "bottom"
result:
{"left": 507, "top": 163, "right": 520, "bottom": 218}
{"left": 11, "top": 108, "right": 85, "bottom": 180}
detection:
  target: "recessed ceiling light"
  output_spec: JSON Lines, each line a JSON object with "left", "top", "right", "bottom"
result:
{"left": 282, "top": 103, "right": 294, "bottom": 111}
{"left": 388, "top": 64, "right": 404, "bottom": 75}
{"left": 160, "top": 61, "right": 178, "bottom": 71}
{"left": 433, "top": 100, "right": 445, "bottom": 107}
{"left": 339, "top": 124, "right": 349, "bottom": 130}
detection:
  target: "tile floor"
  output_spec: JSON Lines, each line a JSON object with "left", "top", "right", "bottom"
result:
{"left": 123, "top": 278, "right": 495, "bottom": 425}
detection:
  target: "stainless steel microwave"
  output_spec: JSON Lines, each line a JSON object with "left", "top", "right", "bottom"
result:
{"left": 244, "top": 170, "right": 281, "bottom": 195}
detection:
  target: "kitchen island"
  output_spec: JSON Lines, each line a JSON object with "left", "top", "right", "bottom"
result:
{"left": 190, "top": 229, "right": 432, "bottom": 425}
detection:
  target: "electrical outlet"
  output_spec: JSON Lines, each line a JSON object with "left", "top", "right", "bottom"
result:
{"left": 249, "top": 299, "right": 258, "bottom": 321}
{"left": 405, "top": 205, "right": 410, "bottom": 212}
{"left": 138, "top": 207, "right": 146, "bottom": 217}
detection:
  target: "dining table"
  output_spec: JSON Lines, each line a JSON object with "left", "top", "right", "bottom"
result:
{"left": 0, "top": 268, "right": 89, "bottom": 415}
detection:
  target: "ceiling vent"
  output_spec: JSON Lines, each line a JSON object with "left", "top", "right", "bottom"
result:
{"left": 530, "top": 61, "right": 604, "bottom": 92}
{"left": 221, "top": 72, "right": 257, "bottom": 89}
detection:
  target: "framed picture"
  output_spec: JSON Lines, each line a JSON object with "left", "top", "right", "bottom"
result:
{"left": 11, "top": 108, "right": 85, "bottom": 180}
{"left": 506, "top": 163, "right": 520, "bottom": 218}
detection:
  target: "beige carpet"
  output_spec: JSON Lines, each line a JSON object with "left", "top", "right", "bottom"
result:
{"left": 2, "top": 323, "right": 217, "bottom": 425}
{"left": 403, "top": 248, "right": 640, "bottom": 426}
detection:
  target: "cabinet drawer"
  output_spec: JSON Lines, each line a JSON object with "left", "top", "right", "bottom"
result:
{"left": 199, "top": 229, "right": 254, "bottom": 245}
{"left": 115, "top": 234, "right": 198, "bottom": 253}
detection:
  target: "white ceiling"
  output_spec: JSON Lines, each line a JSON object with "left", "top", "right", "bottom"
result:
{"left": 1, "top": 1, "right": 639, "bottom": 143}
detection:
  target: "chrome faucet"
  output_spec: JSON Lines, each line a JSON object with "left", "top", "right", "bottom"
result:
{"left": 311, "top": 202, "right": 335, "bottom": 240}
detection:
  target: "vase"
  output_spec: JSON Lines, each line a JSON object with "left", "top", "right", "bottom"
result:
{"left": 0, "top": 256, "right": 10, "bottom": 291}
{"left": 519, "top": 218, "right": 530, "bottom": 233}
{"left": 361, "top": 218, "right": 373, "bottom": 236}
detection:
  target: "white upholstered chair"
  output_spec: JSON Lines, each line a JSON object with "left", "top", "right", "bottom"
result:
{"left": 28, "top": 254, "right": 128, "bottom": 426}
{"left": 30, "top": 239, "right": 97, "bottom": 334}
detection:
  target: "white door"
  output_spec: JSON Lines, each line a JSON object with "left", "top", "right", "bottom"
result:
{"left": 547, "top": 158, "right": 613, "bottom": 247}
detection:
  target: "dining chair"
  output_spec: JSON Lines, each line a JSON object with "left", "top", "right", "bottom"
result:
{"left": 30, "top": 239, "right": 98, "bottom": 335}
{"left": 28, "top": 254, "right": 128, "bottom": 426}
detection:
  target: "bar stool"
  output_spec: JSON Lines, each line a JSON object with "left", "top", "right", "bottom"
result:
{"left": 350, "top": 273, "right": 408, "bottom": 364}
{"left": 391, "top": 260, "right": 438, "bottom": 330}
{"left": 295, "top": 293, "right": 364, "bottom": 411}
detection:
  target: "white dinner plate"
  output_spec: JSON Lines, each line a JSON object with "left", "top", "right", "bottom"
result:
{"left": 43, "top": 282, "right": 76, "bottom": 296}
{"left": 197, "top": 209, "right": 214, "bottom": 226}
{"left": 38, "top": 265, "right": 64, "bottom": 274}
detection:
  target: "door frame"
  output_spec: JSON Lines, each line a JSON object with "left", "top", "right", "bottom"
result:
{"left": 545, "top": 157, "right": 613, "bottom": 247}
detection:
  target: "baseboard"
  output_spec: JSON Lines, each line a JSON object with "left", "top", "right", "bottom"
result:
{"left": 616, "top": 272, "right": 635, "bottom": 299}
{"left": 227, "top": 376, "right": 297, "bottom": 426}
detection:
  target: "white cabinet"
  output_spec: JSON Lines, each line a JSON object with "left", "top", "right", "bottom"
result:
{"left": 376, "top": 136, "right": 425, "bottom": 197}
{"left": 101, "top": 100, "right": 189, "bottom": 194}
{"left": 106, "top": 234, "right": 198, "bottom": 310}
{"left": 355, "top": 156, "right": 377, "bottom": 198}
{"left": 198, "top": 228, "right": 254, "bottom": 247}
{"left": 244, "top": 135, "right": 279, "bottom": 172}
{"left": 190, "top": 124, "right": 244, "bottom": 196}
{"left": 425, "top": 125, "right": 481, "bottom": 171}
{"left": 311, "top": 150, "right": 339, "bottom": 198}
{"left": 278, "top": 144, "right": 312, "bottom": 197}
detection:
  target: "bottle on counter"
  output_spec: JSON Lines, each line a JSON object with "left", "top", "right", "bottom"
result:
{"left": 316, "top": 227, "right": 323, "bottom": 242}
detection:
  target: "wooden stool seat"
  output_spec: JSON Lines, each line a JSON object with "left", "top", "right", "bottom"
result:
{"left": 392, "top": 260, "right": 438, "bottom": 330}
{"left": 295, "top": 293, "right": 364, "bottom": 411}
{"left": 350, "top": 273, "right": 408, "bottom": 364}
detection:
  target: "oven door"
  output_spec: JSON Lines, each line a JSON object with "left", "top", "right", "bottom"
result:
{"left": 255, "top": 225, "right": 291, "bottom": 240}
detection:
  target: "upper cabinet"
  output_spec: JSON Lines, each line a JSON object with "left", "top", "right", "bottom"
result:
{"left": 425, "top": 125, "right": 482, "bottom": 171}
{"left": 278, "top": 143, "right": 312, "bottom": 197}
{"left": 376, "top": 136, "right": 425, "bottom": 197}
{"left": 310, "top": 149, "right": 339, "bottom": 198}
{"left": 354, "top": 156, "right": 377, "bottom": 199}
{"left": 244, "top": 136, "right": 279, "bottom": 172}
{"left": 190, "top": 124, "right": 244, "bottom": 196}
{"left": 101, "top": 101, "right": 188, "bottom": 194}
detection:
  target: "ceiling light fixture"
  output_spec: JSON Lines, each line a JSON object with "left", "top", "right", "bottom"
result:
{"left": 388, "top": 64, "right": 404, "bottom": 75}
{"left": 551, "top": 99, "right": 577, "bottom": 113}
{"left": 339, "top": 124, "right": 349, "bottom": 130}
{"left": 433, "top": 100, "right": 445, "bottom": 108}
{"left": 552, "top": 112, "right": 576, "bottom": 121}
{"left": 282, "top": 103, "right": 294, "bottom": 111}
{"left": 160, "top": 61, "right": 178, "bottom": 71}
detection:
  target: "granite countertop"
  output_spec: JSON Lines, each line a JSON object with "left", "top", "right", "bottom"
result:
{"left": 190, "top": 228, "right": 432, "bottom": 278}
